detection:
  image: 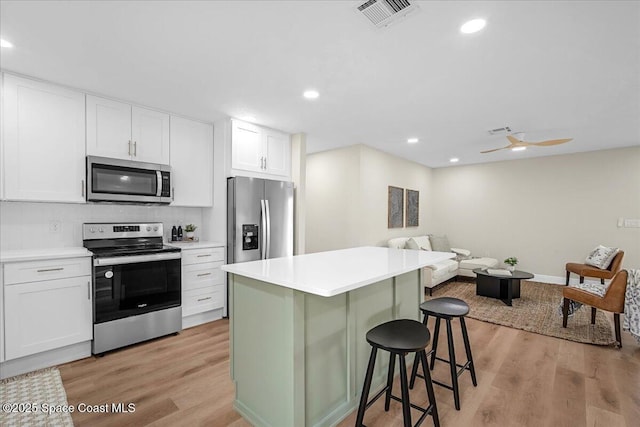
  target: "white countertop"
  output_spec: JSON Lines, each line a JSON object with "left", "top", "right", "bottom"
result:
{"left": 0, "top": 247, "right": 93, "bottom": 263}
{"left": 166, "top": 240, "right": 224, "bottom": 249}
{"left": 221, "top": 246, "right": 455, "bottom": 297}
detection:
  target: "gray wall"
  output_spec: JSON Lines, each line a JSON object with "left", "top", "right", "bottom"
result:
{"left": 305, "top": 144, "right": 434, "bottom": 253}
{"left": 306, "top": 145, "right": 640, "bottom": 281}
{"left": 430, "top": 146, "right": 640, "bottom": 279}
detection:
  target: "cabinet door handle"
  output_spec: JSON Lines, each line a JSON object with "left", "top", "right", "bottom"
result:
{"left": 172, "top": 187, "right": 175, "bottom": 201}
{"left": 264, "top": 157, "right": 267, "bottom": 170}
{"left": 196, "top": 254, "right": 212, "bottom": 258}
{"left": 197, "top": 297, "right": 212, "bottom": 302}
{"left": 87, "top": 281, "right": 91, "bottom": 300}
{"left": 133, "top": 141, "right": 137, "bottom": 156}
{"left": 37, "top": 267, "right": 64, "bottom": 273}
{"left": 81, "top": 180, "right": 85, "bottom": 197}
{"left": 128, "top": 140, "right": 132, "bottom": 156}
{"left": 197, "top": 272, "right": 212, "bottom": 277}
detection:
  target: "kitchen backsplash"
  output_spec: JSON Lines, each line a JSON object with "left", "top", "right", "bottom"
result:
{"left": 0, "top": 201, "right": 204, "bottom": 250}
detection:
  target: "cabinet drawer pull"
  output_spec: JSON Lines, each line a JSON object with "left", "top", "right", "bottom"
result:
{"left": 197, "top": 297, "right": 212, "bottom": 302}
{"left": 196, "top": 254, "right": 212, "bottom": 258}
{"left": 197, "top": 272, "right": 212, "bottom": 277}
{"left": 37, "top": 267, "right": 64, "bottom": 273}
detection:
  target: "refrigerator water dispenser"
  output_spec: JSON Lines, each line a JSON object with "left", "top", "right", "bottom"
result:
{"left": 242, "top": 224, "right": 259, "bottom": 250}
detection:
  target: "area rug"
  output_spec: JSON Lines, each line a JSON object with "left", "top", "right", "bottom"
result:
{"left": 430, "top": 280, "right": 615, "bottom": 345}
{"left": 0, "top": 367, "right": 74, "bottom": 426}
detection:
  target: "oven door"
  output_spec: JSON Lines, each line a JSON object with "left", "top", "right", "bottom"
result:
{"left": 94, "top": 252, "right": 181, "bottom": 323}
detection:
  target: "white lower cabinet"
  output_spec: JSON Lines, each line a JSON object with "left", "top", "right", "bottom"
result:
{"left": 3, "top": 257, "right": 92, "bottom": 361}
{"left": 180, "top": 245, "right": 225, "bottom": 324}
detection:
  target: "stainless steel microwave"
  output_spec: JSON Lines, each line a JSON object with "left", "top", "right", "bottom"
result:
{"left": 86, "top": 156, "right": 172, "bottom": 204}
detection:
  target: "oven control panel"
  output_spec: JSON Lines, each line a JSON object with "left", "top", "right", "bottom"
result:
{"left": 113, "top": 225, "right": 140, "bottom": 232}
{"left": 83, "top": 223, "right": 164, "bottom": 239}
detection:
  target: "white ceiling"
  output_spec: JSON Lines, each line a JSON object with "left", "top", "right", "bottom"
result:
{"left": 1, "top": 0, "right": 638, "bottom": 168}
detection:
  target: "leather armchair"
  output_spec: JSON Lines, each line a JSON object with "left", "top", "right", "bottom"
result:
{"left": 562, "top": 270, "right": 628, "bottom": 347}
{"left": 565, "top": 250, "right": 624, "bottom": 285}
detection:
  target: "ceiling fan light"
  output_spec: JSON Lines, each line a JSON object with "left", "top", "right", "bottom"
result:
{"left": 512, "top": 147, "right": 527, "bottom": 152}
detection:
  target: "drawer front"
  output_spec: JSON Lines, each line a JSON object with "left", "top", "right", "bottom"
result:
{"left": 183, "top": 285, "right": 224, "bottom": 316}
{"left": 182, "top": 262, "right": 224, "bottom": 291}
{"left": 182, "top": 247, "right": 224, "bottom": 265}
{"left": 4, "top": 257, "right": 92, "bottom": 285}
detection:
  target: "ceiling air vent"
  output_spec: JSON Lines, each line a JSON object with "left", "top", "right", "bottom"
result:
{"left": 357, "top": 0, "right": 418, "bottom": 28}
{"left": 488, "top": 126, "right": 512, "bottom": 135}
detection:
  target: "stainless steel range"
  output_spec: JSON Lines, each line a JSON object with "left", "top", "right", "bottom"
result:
{"left": 83, "top": 222, "right": 181, "bottom": 354}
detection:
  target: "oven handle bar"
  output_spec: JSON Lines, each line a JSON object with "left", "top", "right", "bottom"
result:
{"left": 94, "top": 252, "right": 181, "bottom": 266}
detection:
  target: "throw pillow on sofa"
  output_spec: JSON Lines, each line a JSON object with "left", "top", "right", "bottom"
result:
{"left": 407, "top": 236, "right": 432, "bottom": 251}
{"left": 429, "top": 234, "right": 451, "bottom": 252}
{"left": 585, "top": 245, "right": 619, "bottom": 270}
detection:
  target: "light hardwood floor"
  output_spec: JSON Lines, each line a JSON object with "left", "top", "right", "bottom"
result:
{"left": 59, "top": 315, "right": 640, "bottom": 427}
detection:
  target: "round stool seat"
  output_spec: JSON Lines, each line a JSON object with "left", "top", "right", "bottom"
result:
{"left": 366, "top": 319, "right": 431, "bottom": 353}
{"left": 420, "top": 297, "right": 469, "bottom": 317}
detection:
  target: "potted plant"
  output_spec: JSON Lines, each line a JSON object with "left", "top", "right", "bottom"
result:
{"left": 504, "top": 257, "right": 518, "bottom": 272}
{"left": 184, "top": 224, "right": 197, "bottom": 240}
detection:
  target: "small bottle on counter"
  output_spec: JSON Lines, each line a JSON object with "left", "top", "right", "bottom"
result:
{"left": 171, "top": 225, "right": 178, "bottom": 242}
{"left": 177, "top": 225, "right": 183, "bottom": 241}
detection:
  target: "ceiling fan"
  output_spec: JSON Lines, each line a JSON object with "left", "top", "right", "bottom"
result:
{"left": 481, "top": 132, "right": 573, "bottom": 154}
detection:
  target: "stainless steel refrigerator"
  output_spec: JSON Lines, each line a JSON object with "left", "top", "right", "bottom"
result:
{"left": 227, "top": 176, "right": 294, "bottom": 264}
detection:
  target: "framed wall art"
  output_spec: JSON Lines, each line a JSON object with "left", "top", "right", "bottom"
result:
{"left": 406, "top": 189, "right": 419, "bottom": 227}
{"left": 388, "top": 186, "right": 404, "bottom": 228}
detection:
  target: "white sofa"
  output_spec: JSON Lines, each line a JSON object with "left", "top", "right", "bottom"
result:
{"left": 387, "top": 235, "right": 498, "bottom": 294}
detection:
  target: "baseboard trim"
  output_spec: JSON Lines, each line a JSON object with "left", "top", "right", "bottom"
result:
{"left": 442, "top": 273, "right": 604, "bottom": 287}
{"left": 0, "top": 341, "right": 91, "bottom": 379}
{"left": 533, "top": 274, "right": 566, "bottom": 285}
{"left": 182, "top": 308, "right": 223, "bottom": 329}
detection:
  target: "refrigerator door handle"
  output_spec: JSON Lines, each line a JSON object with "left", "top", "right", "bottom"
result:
{"left": 260, "top": 199, "right": 267, "bottom": 259}
{"left": 265, "top": 199, "right": 271, "bottom": 258}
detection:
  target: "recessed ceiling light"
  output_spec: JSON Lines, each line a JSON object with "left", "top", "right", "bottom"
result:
{"left": 450, "top": 157, "right": 459, "bottom": 163}
{"left": 407, "top": 138, "right": 419, "bottom": 144}
{"left": 460, "top": 18, "right": 486, "bottom": 34}
{"left": 0, "top": 38, "right": 14, "bottom": 48}
{"left": 303, "top": 90, "right": 319, "bottom": 99}
{"left": 512, "top": 147, "right": 527, "bottom": 152}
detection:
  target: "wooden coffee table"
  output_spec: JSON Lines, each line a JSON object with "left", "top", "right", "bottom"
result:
{"left": 473, "top": 268, "right": 534, "bottom": 306}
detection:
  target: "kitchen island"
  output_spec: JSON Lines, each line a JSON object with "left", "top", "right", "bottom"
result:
{"left": 221, "top": 246, "right": 455, "bottom": 427}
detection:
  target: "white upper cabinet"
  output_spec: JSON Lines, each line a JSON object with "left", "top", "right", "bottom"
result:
{"left": 231, "top": 119, "right": 291, "bottom": 179}
{"left": 86, "top": 95, "right": 170, "bottom": 164}
{"left": 131, "top": 106, "right": 171, "bottom": 164}
{"left": 2, "top": 74, "right": 86, "bottom": 203}
{"left": 170, "top": 116, "right": 214, "bottom": 206}
{"left": 263, "top": 129, "right": 290, "bottom": 177}
{"left": 232, "top": 120, "right": 263, "bottom": 172}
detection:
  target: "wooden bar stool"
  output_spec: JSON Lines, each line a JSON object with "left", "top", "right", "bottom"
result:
{"left": 409, "top": 297, "right": 477, "bottom": 410}
{"left": 355, "top": 319, "right": 439, "bottom": 427}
